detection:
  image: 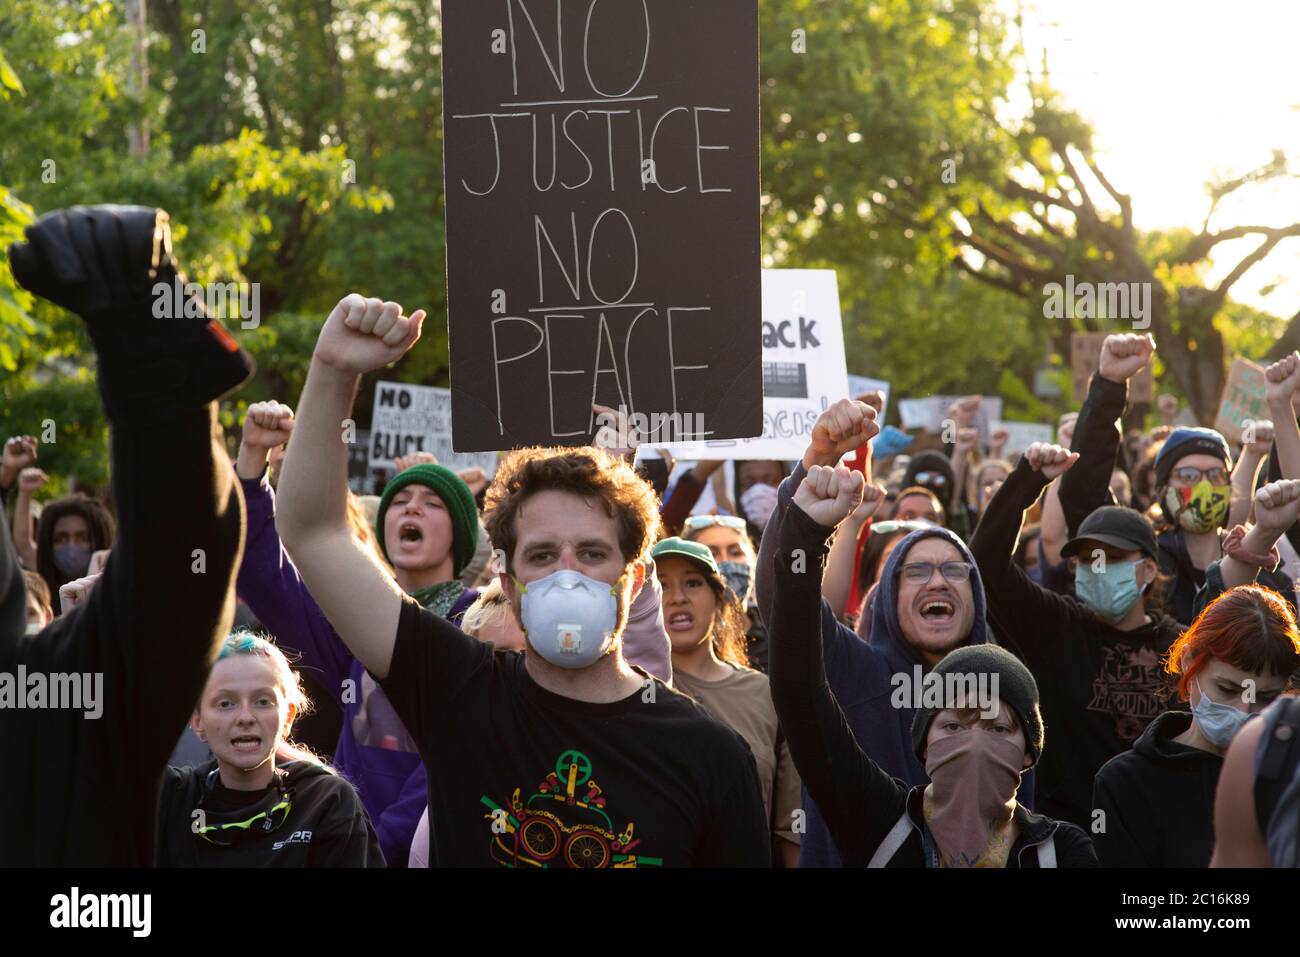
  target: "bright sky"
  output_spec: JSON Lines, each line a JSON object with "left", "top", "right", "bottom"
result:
{"left": 1014, "top": 0, "right": 1300, "bottom": 320}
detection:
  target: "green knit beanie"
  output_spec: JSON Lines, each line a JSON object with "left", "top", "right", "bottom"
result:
{"left": 376, "top": 463, "right": 480, "bottom": 576}
{"left": 910, "top": 644, "right": 1044, "bottom": 766}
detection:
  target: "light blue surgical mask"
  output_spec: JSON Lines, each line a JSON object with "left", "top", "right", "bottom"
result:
{"left": 1191, "top": 678, "right": 1253, "bottom": 750}
{"left": 1074, "top": 558, "right": 1146, "bottom": 623}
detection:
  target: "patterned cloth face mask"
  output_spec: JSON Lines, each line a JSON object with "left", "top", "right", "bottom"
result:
{"left": 1163, "top": 481, "right": 1230, "bottom": 534}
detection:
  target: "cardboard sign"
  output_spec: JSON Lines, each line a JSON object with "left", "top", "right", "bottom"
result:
{"left": 441, "top": 0, "right": 762, "bottom": 451}
{"left": 1071, "top": 331, "right": 1153, "bottom": 403}
{"left": 651, "top": 269, "right": 848, "bottom": 460}
{"left": 369, "top": 382, "right": 499, "bottom": 476}
{"left": 990, "top": 421, "right": 1054, "bottom": 459}
{"left": 1213, "top": 358, "right": 1268, "bottom": 444}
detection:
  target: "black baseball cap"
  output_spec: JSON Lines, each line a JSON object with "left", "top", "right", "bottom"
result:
{"left": 1060, "top": 506, "right": 1159, "bottom": 562}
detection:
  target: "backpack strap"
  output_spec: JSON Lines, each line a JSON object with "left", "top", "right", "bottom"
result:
{"left": 867, "top": 811, "right": 914, "bottom": 868}
{"left": 1036, "top": 834, "right": 1057, "bottom": 868}
{"left": 1254, "top": 697, "right": 1300, "bottom": 836}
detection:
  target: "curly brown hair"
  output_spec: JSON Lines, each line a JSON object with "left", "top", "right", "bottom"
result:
{"left": 707, "top": 576, "right": 752, "bottom": 669}
{"left": 484, "top": 447, "right": 661, "bottom": 573}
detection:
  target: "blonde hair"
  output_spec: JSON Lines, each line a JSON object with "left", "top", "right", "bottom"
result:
{"left": 210, "top": 631, "right": 331, "bottom": 771}
{"left": 461, "top": 579, "right": 516, "bottom": 638}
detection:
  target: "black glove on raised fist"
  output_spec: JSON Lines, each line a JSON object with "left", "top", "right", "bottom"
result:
{"left": 8, "top": 205, "right": 254, "bottom": 425}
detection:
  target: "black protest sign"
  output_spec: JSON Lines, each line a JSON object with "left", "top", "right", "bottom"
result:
{"left": 441, "top": 0, "right": 762, "bottom": 451}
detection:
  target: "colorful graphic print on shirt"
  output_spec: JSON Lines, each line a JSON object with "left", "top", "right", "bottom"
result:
{"left": 479, "top": 750, "right": 662, "bottom": 868}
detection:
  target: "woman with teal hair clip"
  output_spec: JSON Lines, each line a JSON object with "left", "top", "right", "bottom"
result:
{"left": 154, "top": 631, "right": 385, "bottom": 867}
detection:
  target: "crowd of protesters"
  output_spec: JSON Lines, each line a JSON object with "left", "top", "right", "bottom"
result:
{"left": 3, "top": 204, "right": 1300, "bottom": 869}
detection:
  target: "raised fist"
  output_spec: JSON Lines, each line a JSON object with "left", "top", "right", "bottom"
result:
{"left": 241, "top": 401, "right": 295, "bottom": 452}
{"left": 314, "top": 294, "right": 426, "bottom": 376}
{"left": 949, "top": 396, "right": 982, "bottom": 427}
{"left": 1264, "top": 352, "right": 1300, "bottom": 408}
{"left": 17, "top": 468, "right": 47, "bottom": 493}
{"left": 1098, "top": 333, "right": 1155, "bottom": 384}
{"left": 457, "top": 467, "right": 489, "bottom": 496}
{"left": 1024, "top": 442, "right": 1080, "bottom": 481}
{"left": 1254, "top": 479, "right": 1300, "bottom": 534}
{"left": 1, "top": 435, "right": 37, "bottom": 486}
{"left": 848, "top": 481, "right": 888, "bottom": 525}
{"left": 1242, "top": 419, "right": 1274, "bottom": 457}
{"left": 58, "top": 572, "right": 102, "bottom": 617}
{"left": 7, "top": 206, "right": 254, "bottom": 421}
{"left": 394, "top": 451, "right": 439, "bottom": 473}
{"left": 793, "top": 464, "right": 866, "bottom": 529}
{"left": 954, "top": 427, "right": 980, "bottom": 453}
{"left": 805, "top": 399, "right": 879, "bottom": 469}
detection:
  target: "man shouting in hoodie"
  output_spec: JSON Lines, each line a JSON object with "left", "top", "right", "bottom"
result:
{"left": 755, "top": 399, "right": 1025, "bottom": 866}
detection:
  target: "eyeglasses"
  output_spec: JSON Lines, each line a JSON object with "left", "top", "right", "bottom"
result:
{"left": 684, "top": 515, "right": 748, "bottom": 531}
{"left": 912, "top": 471, "right": 949, "bottom": 488}
{"left": 871, "top": 520, "right": 935, "bottom": 536}
{"left": 900, "top": 561, "right": 973, "bottom": 584}
{"left": 1169, "top": 466, "right": 1229, "bottom": 487}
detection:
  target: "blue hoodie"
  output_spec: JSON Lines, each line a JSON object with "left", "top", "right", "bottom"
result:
{"left": 756, "top": 463, "right": 1030, "bottom": 866}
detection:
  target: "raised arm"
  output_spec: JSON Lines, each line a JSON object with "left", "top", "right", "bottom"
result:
{"left": 969, "top": 443, "right": 1081, "bottom": 657}
{"left": 768, "top": 465, "right": 909, "bottom": 867}
{"left": 12, "top": 467, "right": 46, "bottom": 570}
{"left": 1265, "top": 353, "right": 1300, "bottom": 481}
{"left": 234, "top": 401, "right": 353, "bottom": 692}
{"left": 1037, "top": 413, "right": 1077, "bottom": 566}
{"left": 756, "top": 398, "right": 876, "bottom": 629}
{"left": 821, "top": 482, "right": 884, "bottom": 618}
{"left": 276, "top": 295, "right": 424, "bottom": 679}
{"left": 1229, "top": 421, "right": 1272, "bottom": 527}
{"left": 1214, "top": 480, "right": 1300, "bottom": 591}
{"left": 1058, "top": 334, "right": 1152, "bottom": 536}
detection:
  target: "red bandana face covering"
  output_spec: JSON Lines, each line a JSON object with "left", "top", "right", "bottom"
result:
{"left": 923, "top": 730, "right": 1025, "bottom": 867}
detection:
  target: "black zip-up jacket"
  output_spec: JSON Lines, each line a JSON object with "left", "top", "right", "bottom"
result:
{"left": 156, "top": 758, "right": 385, "bottom": 867}
{"left": 1091, "top": 711, "right": 1222, "bottom": 867}
{"left": 768, "top": 502, "right": 1097, "bottom": 867}
{"left": 1060, "top": 374, "right": 1293, "bottom": 625}
{"left": 969, "top": 457, "right": 1183, "bottom": 828}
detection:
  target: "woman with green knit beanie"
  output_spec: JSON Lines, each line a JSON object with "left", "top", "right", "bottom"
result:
{"left": 374, "top": 462, "right": 481, "bottom": 618}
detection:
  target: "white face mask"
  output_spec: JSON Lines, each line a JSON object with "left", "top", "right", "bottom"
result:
{"left": 516, "top": 569, "right": 622, "bottom": 669}
{"left": 25, "top": 622, "right": 44, "bottom": 636}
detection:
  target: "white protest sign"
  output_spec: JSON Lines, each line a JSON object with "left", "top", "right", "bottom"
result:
{"left": 652, "top": 269, "right": 849, "bottom": 461}
{"left": 370, "top": 382, "right": 498, "bottom": 476}
{"left": 991, "top": 421, "right": 1054, "bottom": 458}
{"left": 896, "top": 396, "right": 1004, "bottom": 444}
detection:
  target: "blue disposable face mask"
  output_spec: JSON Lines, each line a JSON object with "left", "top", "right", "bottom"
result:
{"left": 1191, "top": 678, "right": 1253, "bottom": 750}
{"left": 1074, "top": 557, "right": 1147, "bottom": 623}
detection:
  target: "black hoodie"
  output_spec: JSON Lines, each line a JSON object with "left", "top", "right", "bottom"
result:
{"left": 156, "top": 758, "right": 385, "bottom": 867}
{"left": 1091, "top": 711, "right": 1222, "bottom": 867}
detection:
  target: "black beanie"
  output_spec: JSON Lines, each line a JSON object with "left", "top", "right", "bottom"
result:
{"left": 910, "top": 644, "right": 1044, "bottom": 766}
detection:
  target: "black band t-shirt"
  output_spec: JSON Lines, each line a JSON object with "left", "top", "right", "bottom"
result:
{"left": 377, "top": 598, "right": 771, "bottom": 868}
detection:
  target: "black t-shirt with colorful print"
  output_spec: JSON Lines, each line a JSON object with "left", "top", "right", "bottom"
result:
{"left": 378, "top": 598, "right": 771, "bottom": 868}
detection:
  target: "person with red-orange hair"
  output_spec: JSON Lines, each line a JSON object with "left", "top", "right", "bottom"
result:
{"left": 1092, "top": 576, "right": 1300, "bottom": 866}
